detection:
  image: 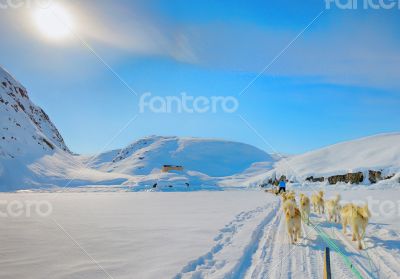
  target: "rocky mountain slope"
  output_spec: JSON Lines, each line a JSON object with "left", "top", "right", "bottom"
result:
{"left": 0, "top": 67, "right": 69, "bottom": 158}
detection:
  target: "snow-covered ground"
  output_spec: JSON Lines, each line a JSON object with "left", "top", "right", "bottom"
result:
{"left": 1, "top": 188, "right": 399, "bottom": 279}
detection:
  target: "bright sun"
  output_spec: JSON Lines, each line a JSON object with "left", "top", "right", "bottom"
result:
{"left": 33, "top": 4, "right": 74, "bottom": 40}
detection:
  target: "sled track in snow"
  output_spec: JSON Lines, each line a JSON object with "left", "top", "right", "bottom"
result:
{"left": 225, "top": 203, "right": 280, "bottom": 279}
{"left": 172, "top": 201, "right": 280, "bottom": 279}
{"left": 243, "top": 205, "right": 282, "bottom": 279}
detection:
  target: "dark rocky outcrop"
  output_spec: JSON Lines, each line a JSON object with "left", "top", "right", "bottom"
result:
{"left": 42, "top": 138, "right": 54, "bottom": 150}
{"left": 328, "top": 174, "right": 347, "bottom": 184}
{"left": 303, "top": 170, "right": 396, "bottom": 185}
{"left": 368, "top": 170, "right": 382, "bottom": 184}
{"left": 384, "top": 174, "right": 395, "bottom": 180}
{"left": 306, "top": 176, "right": 325, "bottom": 182}
{"left": 368, "top": 170, "right": 396, "bottom": 184}
{"left": 346, "top": 172, "right": 364, "bottom": 184}
{"left": 328, "top": 172, "right": 364, "bottom": 185}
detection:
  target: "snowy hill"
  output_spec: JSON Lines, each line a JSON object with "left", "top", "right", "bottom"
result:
{"left": 84, "top": 136, "right": 275, "bottom": 191}
{"left": 89, "top": 136, "right": 273, "bottom": 177}
{"left": 258, "top": 133, "right": 400, "bottom": 185}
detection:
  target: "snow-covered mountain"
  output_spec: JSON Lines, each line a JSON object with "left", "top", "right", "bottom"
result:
{"left": 256, "top": 133, "right": 400, "bottom": 185}
{"left": 0, "top": 66, "right": 130, "bottom": 191}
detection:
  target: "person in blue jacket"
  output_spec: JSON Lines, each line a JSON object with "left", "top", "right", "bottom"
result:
{"left": 278, "top": 179, "right": 286, "bottom": 193}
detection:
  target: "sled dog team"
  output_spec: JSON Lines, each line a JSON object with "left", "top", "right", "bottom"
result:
{"left": 281, "top": 191, "right": 371, "bottom": 250}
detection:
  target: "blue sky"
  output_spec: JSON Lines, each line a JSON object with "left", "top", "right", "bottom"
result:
{"left": 0, "top": 0, "right": 399, "bottom": 154}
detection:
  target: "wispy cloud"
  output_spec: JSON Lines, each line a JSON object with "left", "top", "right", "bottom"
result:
{"left": 67, "top": 0, "right": 197, "bottom": 63}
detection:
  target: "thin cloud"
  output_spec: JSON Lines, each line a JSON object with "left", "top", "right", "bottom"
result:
{"left": 67, "top": 0, "right": 197, "bottom": 63}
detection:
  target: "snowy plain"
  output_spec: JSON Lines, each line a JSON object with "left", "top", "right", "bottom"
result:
{"left": 0, "top": 187, "right": 399, "bottom": 279}
{"left": 0, "top": 191, "right": 273, "bottom": 279}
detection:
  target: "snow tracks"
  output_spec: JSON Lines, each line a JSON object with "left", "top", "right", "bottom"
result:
{"left": 173, "top": 197, "right": 325, "bottom": 279}
{"left": 173, "top": 199, "right": 279, "bottom": 279}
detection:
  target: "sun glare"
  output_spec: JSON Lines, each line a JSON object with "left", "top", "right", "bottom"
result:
{"left": 33, "top": 4, "right": 74, "bottom": 40}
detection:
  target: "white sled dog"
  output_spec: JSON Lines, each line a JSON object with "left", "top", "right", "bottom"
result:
{"left": 341, "top": 203, "right": 371, "bottom": 250}
{"left": 311, "top": 191, "right": 325, "bottom": 214}
{"left": 325, "top": 194, "right": 341, "bottom": 223}
{"left": 299, "top": 193, "right": 311, "bottom": 225}
{"left": 283, "top": 200, "right": 302, "bottom": 244}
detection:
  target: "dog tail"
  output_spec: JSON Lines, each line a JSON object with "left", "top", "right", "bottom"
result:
{"left": 334, "top": 194, "right": 341, "bottom": 203}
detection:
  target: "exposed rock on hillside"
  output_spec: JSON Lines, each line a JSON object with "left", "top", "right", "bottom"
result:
{"left": 0, "top": 66, "right": 70, "bottom": 158}
{"left": 306, "top": 176, "right": 325, "bottom": 182}
{"left": 327, "top": 172, "right": 364, "bottom": 185}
